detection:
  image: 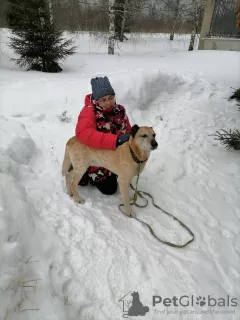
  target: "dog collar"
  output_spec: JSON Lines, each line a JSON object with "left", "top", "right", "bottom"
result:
{"left": 129, "top": 146, "right": 148, "bottom": 164}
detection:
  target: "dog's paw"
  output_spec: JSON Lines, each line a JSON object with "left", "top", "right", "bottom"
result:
{"left": 125, "top": 209, "right": 135, "bottom": 218}
{"left": 129, "top": 211, "right": 136, "bottom": 218}
{"left": 78, "top": 197, "right": 86, "bottom": 204}
{"left": 73, "top": 195, "right": 85, "bottom": 204}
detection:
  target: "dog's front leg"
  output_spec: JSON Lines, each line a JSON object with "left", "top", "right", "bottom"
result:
{"left": 117, "top": 177, "right": 134, "bottom": 217}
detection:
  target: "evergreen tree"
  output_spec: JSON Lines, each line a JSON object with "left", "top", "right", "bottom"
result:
{"left": 211, "top": 88, "right": 240, "bottom": 151}
{"left": 212, "top": 129, "right": 240, "bottom": 151}
{"left": 230, "top": 88, "right": 240, "bottom": 107}
{"left": 7, "top": 0, "right": 76, "bottom": 73}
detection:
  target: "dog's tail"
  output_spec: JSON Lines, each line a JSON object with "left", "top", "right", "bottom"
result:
{"left": 62, "top": 145, "right": 72, "bottom": 176}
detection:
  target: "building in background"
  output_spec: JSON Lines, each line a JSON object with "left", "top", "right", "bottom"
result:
{"left": 199, "top": 0, "right": 240, "bottom": 51}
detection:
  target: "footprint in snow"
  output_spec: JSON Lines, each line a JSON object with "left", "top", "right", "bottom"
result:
{"left": 228, "top": 267, "right": 240, "bottom": 280}
{"left": 225, "top": 196, "right": 234, "bottom": 204}
{"left": 207, "top": 218, "right": 219, "bottom": 228}
{"left": 210, "top": 239, "right": 221, "bottom": 259}
{"left": 233, "top": 207, "right": 240, "bottom": 218}
{"left": 208, "top": 180, "right": 216, "bottom": 188}
{"left": 221, "top": 228, "right": 234, "bottom": 239}
{"left": 31, "top": 113, "right": 46, "bottom": 122}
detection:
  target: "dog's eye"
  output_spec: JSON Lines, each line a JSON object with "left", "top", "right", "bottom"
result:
{"left": 141, "top": 134, "right": 147, "bottom": 138}
{"left": 153, "top": 133, "right": 156, "bottom": 137}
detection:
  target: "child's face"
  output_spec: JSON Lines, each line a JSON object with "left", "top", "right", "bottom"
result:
{"left": 97, "top": 95, "right": 116, "bottom": 109}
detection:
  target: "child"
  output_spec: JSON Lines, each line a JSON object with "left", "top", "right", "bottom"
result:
{"left": 75, "top": 76, "right": 132, "bottom": 195}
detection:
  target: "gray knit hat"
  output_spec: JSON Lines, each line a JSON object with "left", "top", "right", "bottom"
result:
{"left": 91, "top": 76, "right": 115, "bottom": 101}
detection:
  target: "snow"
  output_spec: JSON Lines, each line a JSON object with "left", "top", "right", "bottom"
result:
{"left": 0, "top": 28, "right": 240, "bottom": 320}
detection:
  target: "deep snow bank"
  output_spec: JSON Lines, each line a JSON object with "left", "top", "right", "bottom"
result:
{"left": 0, "top": 116, "right": 79, "bottom": 320}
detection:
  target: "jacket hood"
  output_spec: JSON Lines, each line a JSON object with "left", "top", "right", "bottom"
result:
{"left": 84, "top": 94, "right": 93, "bottom": 106}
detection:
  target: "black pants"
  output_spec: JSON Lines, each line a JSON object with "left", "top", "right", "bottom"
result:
{"left": 90, "top": 174, "right": 118, "bottom": 195}
{"left": 77, "top": 169, "right": 118, "bottom": 195}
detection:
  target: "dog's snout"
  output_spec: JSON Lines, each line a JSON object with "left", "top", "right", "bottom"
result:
{"left": 151, "top": 140, "right": 158, "bottom": 149}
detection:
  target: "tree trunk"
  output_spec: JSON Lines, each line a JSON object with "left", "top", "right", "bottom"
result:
{"left": 108, "top": 0, "right": 115, "bottom": 54}
{"left": 119, "top": 0, "right": 129, "bottom": 42}
{"left": 169, "top": 0, "right": 180, "bottom": 40}
{"left": 170, "top": 31, "right": 174, "bottom": 40}
{"left": 188, "top": 28, "right": 196, "bottom": 51}
{"left": 188, "top": 12, "right": 199, "bottom": 51}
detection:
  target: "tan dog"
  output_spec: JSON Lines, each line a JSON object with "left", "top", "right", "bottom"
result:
{"left": 62, "top": 125, "right": 158, "bottom": 217}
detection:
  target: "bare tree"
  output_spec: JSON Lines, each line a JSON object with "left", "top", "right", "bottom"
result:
{"left": 114, "top": 0, "right": 131, "bottom": 41}
{"left": 186, "top": 0, "right": 205, "bottom": 50}
{"left": 160, "top": 0, "right": 183, "bottom": 40}
{"left": 170, "top": 0, "right": 180, "bottom": 40}
{"left": 188, "top": 28, "right": 196, "bottom": 50}
{"left": 120, "top": 0, "right": 129, "bottom": 41}
{"left": 41, "top": 0, "right": 203, "bottom": 36}
{"left": 108, "top": 0, "right": 115, "bottom": 54}
{"left": 114, "top": 0, "right": 124, "bottom": 40}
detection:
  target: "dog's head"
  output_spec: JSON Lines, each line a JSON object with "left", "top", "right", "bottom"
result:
{"left": 131, "top": 124, "right": 158, "bottom": 151}
{"left": 131, "top": 291, "right": 140, "bottom": 300}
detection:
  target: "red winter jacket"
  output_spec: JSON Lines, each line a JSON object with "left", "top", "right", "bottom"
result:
{"left": 75, "top": 94, "right": 131, "bottom": 150}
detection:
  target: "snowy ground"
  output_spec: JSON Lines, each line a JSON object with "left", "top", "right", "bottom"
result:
{"left": 0, "top": 29, "right": 240, "bottom": 320}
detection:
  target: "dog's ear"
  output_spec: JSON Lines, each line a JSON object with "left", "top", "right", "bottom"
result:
{"left": 131, "top": 124, "right": 139, "bottom": 138}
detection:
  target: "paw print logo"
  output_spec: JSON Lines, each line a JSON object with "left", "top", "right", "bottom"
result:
{"left": 196, "top": 296, "right": 206, "bottom": 307}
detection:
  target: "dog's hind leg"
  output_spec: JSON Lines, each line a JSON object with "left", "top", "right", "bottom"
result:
{"left": 70, "top": 167, "right": 87, "bottom": 204}
{"left": 62, "top": 147, "right": 72, "bottom": 176}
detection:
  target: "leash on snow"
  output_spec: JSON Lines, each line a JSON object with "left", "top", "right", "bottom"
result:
{"left": 118, "top": 165, "right": 195, "bottom": 248}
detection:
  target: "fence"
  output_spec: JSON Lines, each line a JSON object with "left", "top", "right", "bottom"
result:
{"left": 208, "top": 0, "right": 240, "bottom": 38}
